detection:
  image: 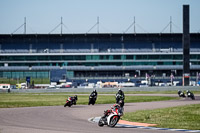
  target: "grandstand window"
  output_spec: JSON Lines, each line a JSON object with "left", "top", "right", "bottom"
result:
{"left": 108, "top": 55, "right": 113, "bottom": 60}
{"left": 190, "top": 55, "right": 197, "bottom": 59}
{"left": 123, "top": 62, "right": 134, "bottom": 66}
{"left": 49, "top": 56, "right": 61, "bottom": 60}
{"left": 11, "top": 56, "right": 25, "bottom": 61}
{"left": 86, "top": 55, "right": 92, "bottom": 60}
{"left": 85, "top": 63, "right": 98, "bottom": 66}
{"left": 157, "top": 62, "right": 164, "bottom": 65}
{"left": 12, "top": 72, "right": 24, "bottom": 78}
{"left": 25, "top": 56, "right": 37, "bottom": 60}
{"left": 173, "top": 55, "right": 182, "bottom": 59}
{"left": 136, "top": 55, "right": 148, "bottom": 60}
{"left": 163, "top": 62, "right": 173, "bottom": 65}
{"left": 62, "top": 56, "right": 74, "bottom": 60}
{"left": 92, "top": 55, "right": 99, "bottom": 60}
{"left": 121, "top": 55, "right": 125, "bottom": 60}
{"left": 148, "top": 62, "right": 157, "bottom": 65}
{"left": 100, "top": 55, "right": 109, "bottom": 60}
{"left": 3, "top": 72, "right": 11, "bottom": 78}
{"left": 86, "top": 55, "right": 99, "bottom": 60}
{"left": 160, "top": 55, "right": 172, "bottom": 60}
{"left": 0, "top": 56, "right": 6, "bottom": 61}
{"left": 175, "top": 62, "right": 182, "bottom": 65}
{"left": 38, "top": 56, "right": 49, "bottom": 60}
{"left": 148, "top": 55, "right": 159, "bottom": 60}
{"left": 198, "top": 55, "right": 200, "bottom": 59}
{"left": 100, "top": 62, "right": 122, "bottom": 66}
{"left": 113, "top": 55, "right": 121, "bottom": 60}
{"left": 126, "top": 55, "right": 133, "bottom": 60}
{"left": 74, "top": 56, "right": 85, "bottom": 60}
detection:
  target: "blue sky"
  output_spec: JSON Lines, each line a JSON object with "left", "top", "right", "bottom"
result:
{"left": 0, "top": 0, "right": 199, "bottom": 34}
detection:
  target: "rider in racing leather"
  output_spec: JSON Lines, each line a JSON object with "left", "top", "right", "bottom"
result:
{"left": 67, "top": 95, "right": 78, "bottom": 105}
{"left": 90, "top": 89, "right": 98, "bottom": 97}
{"left": 116, "top": 89, "right": 125, "bottom": 103}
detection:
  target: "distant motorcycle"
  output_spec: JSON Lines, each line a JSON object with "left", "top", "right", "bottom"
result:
{"left": 186, "top": 90, "right": 195, "bottom": 100}
{"left": 98, "top": 104, "right": 123, "bottom": 127}
{"left": 177, "top": 90, "right": 186, "bottom": 98}
{"left": 88, "top": 93, "right": 97, "bottom": 105}
{"left": 64, "top": 95, "right": 78, "bottom": 107}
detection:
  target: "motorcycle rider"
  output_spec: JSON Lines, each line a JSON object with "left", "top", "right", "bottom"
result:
{"left": 186, "top": 90, "right": 195, "bottom": 100}
{"left": 91, "top": 89, "right": 98, "bottom": 97}
{"left": 88, "top": 89, "right": 98, "bottom": 105}
{"left": 72, "top": 95, "right": 78, "bottom": 105}
{"left": 116, "top": 89, "right": 125, "bottom": 104}
{"left": 186, "top": 90, "right": 191, "bottom": 95}
{"left": 178, "top": 90, "right": 185, "bottom": 97}
{"left": 67, "top": 95, "right": 78, "bottom": 105}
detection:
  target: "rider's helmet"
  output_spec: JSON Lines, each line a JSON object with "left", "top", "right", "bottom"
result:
{"left": 93, "top": 89, "right": 96, "bottom": 93}
{"left": 118, "top": 89, "right": 122, "bottom": 94}
{"left": 186, "top": 90, "right": 189, "bottom": 93}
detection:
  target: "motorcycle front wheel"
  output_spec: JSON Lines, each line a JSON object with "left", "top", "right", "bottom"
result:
{"left": 64, "top": 102, "right": 68, "bottom": 107}
{"left": 109, "top": 116, "right": 119, "bottom": 127}
{"left": 98, "top": 118, "right": 104, "bottom": 127}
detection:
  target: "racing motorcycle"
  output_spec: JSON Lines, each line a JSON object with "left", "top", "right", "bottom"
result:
{"left": 177, "top": 90, "right": 186, "bottom": 98}
{"left": 64, "top": 96, "right": 78, "bottom": 107}
{"left": 98, "top": 104, "right": 123, "bottom": 127}
{"left": 186, "top": 90, "right": 195, "bottom": 100}
{"left": 88, "top": 93, "right": 97, "bottom": 105}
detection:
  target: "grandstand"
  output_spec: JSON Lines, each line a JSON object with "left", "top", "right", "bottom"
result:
{"left": 0, "top": 33, "right": 200, "bottom": 81}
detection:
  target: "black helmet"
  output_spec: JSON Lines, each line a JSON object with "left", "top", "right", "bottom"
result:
{"left": 118, "top": 89, "right": 122, "bottom": 94}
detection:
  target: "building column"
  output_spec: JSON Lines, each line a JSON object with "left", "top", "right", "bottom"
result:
{"left": 182, "top": 5, "right": 190, "bottom": 86}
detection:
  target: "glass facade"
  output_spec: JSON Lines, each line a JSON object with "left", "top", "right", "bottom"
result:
{"left": 0, "top": 71, "right": 49, "bottom": 78}
{"left": 0, "top": 54, "right": 199, "bottom": 67}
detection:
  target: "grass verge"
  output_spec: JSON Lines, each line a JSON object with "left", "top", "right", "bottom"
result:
{"left": 0, "top": 93, "right": 177, "bottom": 108}
{"left": 123, "top": 104, "right": 200, "bottom": 130}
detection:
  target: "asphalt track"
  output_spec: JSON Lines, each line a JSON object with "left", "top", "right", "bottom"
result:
{"left": 0, "top": 95, "right": 200, "bottom": 133}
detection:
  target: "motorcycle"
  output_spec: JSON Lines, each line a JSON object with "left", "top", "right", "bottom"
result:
{"left": 178, "top": 90, "right": 186, "bottom": 98}
{"left": 64, "top": 96, "right": 78, "bottom": 107}
{"left": 187, "top": 91, "right": 195, "bottom": 100}
{"left": 98, "top": 104, "right": 123, "bottom": 127}
{"left": 88, "top": 93, "right": 97, "bottom": 105}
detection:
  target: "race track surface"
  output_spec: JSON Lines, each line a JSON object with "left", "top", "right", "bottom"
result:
{"left": 0, "top": 95, "right": 200, "bottom": 133}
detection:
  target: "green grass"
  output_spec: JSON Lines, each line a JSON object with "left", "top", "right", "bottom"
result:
{"left": 123, "top": 104, "right": 200, "bottom": 130}
{"left": 0, "top": 93, "right": 177, "bottom": 108}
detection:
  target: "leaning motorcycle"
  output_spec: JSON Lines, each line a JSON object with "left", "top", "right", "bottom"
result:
{"left": 187, "top": 91, "right": 195, "bottom": 100}
{"left": 98, "top": 105, "right": 123, "bottom": 127}
{"left": 178, "top": 90, "right": 186, "bottom": 98}
{"left": 88, "top": 93, "right": 97, "bottom": 105}
{"left": 64, "top": 96, "right": 77, "bottom": 107}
